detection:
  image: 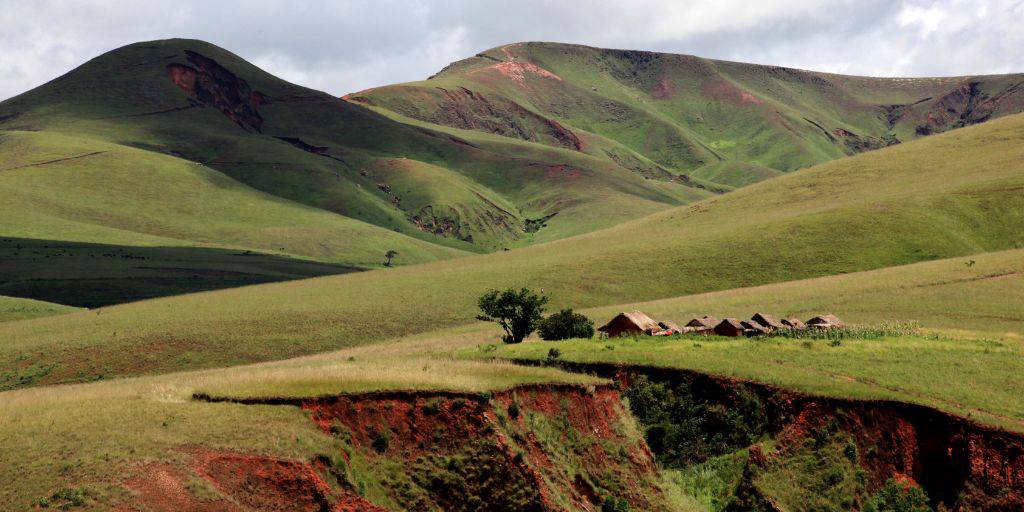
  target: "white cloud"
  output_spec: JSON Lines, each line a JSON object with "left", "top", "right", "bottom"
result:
{"left": 1, "top": 0, "right": 1022, "bottom": 101}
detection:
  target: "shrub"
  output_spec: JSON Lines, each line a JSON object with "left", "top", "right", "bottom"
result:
{"left": 863, "top": 479, "right": 930, "bottom": 512}
{"left": 538, "top": 309, "right": 594, "bottom": 340}
{"left": 601, "top": 496, "right": 630, "bottom": 512}
{"left": 476, "top": 288, "right": 548, "bottom": 343}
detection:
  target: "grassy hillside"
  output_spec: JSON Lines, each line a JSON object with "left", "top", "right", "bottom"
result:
{"left": 0, "top": 112, "right": 1021, "bottom": 388}
{"left": 1, "top": 247, "right": 1021, "bottom": 509}
{"left": 355, "top": 42, "right": 1024, "bottom": 188}
{"left": 0, "top": 351, "right": 602, "bottom": 511}
{"left": 0, "top": 295, "right": 79, "bottom": 322}
{"left": 0, "top": 38, "right": 708, "bottom": 257}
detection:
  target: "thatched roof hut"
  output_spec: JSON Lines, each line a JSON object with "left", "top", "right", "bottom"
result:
{"left": 807, "top": 314, "right": 844, "bottom": 328}
{"left": 781, "top": 317, "right": 807, "bottom": 329}
{"left": 658, "top": 320, "right": 682, "bottom": 333}
{"left": 714, "top": 318, "right": 747, "bottom": 337}
{"left": 750, "top": 313, "right": 784, "bottom": 330}
{"left": 598, "top": 311, "right": 661, "bottom": 337}
{"left": 741, "top": 320, "right": 768, "bottom": 336}
{"left": 685, "top": 316, "right": 719, "bottom": 329}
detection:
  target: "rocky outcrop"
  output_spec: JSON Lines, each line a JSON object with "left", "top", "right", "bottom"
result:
{"left": 167, "top": 50, "right": 266, "bottom": 131}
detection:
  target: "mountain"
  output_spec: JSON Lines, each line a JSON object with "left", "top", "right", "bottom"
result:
{"left": 4, "top": 111, "right": 1022, "bottom": 388}
{"left": 0, "top": 39, "right": 717, "bottom": 305}
{"left": 0, "top": 39, "right": 706, "bottom": 254}
{"left": 2, "top": 39, "right": 1022, "bottom": 307}
{"left": 353, "top": 42, "right": 1024, "bottom": 184}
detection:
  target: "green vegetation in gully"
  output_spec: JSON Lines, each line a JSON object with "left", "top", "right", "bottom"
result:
{"left": 1, "top": 112, "right": 1021, "bottom": 388}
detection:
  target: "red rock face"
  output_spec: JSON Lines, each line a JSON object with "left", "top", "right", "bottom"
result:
{"left": 121, "top": 449, "right": 387, "bottom": 512}
{"left": 302, "top": 385, "right": 667, "bottom": 511}
{"left": 166, "top": 50, "right": 266, "bottom": 131}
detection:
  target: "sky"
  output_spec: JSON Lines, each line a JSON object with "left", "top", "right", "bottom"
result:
{"left": 2, "top": 0, "right": 1023, "bottom": 101}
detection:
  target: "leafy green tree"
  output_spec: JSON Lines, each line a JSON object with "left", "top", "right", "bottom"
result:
{"left": 384, "top": 249, "right": 398, "bottom": 267}
{"left": 476, "top": 288, "right": 548, "bottom": 343}
{"left": 538, "top": 308, "right": 594, "bottom": 340}
{"left": 863, "top": 479, "right": 930, "bottom": 512}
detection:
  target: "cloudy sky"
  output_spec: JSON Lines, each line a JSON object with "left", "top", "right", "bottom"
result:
{"left": 2, "top": 0, "right": 1023, "bottom": 100}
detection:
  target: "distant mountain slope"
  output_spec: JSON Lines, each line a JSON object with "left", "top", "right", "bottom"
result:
{"left": 353, "top": 42, "right": 1024, "bottom": 185}
{"left": 0, "top": 39, "right": 708, "bottom": 255}
{"left": 3, "top": 112, "right": 1021, "bottom": 388}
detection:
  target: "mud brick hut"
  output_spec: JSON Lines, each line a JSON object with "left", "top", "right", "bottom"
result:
{"left": 714, "top": 318, "right": 747, "bottom": 337}
{"left": 751, "top": 313, "right": 784, "bottom": 331}
{"left": 684, "top": 316, "right": 719, "bottom": 333}
{"left": 807, "top": 314, "right": 845, "bottom": 328}
{"left": 598, "top": 311, "right": 662, "bottom": 337}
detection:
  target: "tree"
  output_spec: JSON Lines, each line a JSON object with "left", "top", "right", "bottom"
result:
{"left": 384, "top": 249, "right": 398, "bottom": 267}
{"left": 538, "top": 309, "right": 594, "bottom": 340}
{"left": 476, "top": 288, "right": 548, "bottom": 343}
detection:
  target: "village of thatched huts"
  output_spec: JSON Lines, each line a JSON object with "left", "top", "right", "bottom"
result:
{"left": 597, "top": 311, "right": 843, "bottom": 339}
{"left": 597, "top": 311, "right": 680, "bottom": 337}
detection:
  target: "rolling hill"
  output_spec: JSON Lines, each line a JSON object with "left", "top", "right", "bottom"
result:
{"left": 354, "top": 42, "right": 1024, "bottom": 184}
{"left": 0, "top": 38, "right": 707, "bottom": 256}
{"left": 4, "top": 39, "right": 1022, "bottom": 308}
{"left": 2, "top": 111, "right": 1021, "bottom": 389}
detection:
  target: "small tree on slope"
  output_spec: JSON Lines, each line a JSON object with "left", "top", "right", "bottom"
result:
{"left": 477, "top": 288, "right": 548, "bottom": 344}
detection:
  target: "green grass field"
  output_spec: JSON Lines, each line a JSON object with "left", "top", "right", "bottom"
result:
{"left": 2, "top": 37, "right": 1024, "bottom": 511}
{"left": 0, "top": 111, "right": 1020, "bottom": 389}
{"left": 0, "top": 295, "right": 79, "bottom": 322}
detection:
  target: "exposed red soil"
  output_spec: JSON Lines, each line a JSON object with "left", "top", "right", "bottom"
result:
{"left": 543, "top": 164, "right": 583, "bottom": 179}
{"left": 701, "top": 79, "right": 764, "bottom": 106}
{"left": 299, "top": 384, "right": 667, "bottom": 511}
{"left": 418, "top": 86, "right": 582, "bottom": 151}
{"left": 119, "top": 449, "right": 387, "bottom": 512}
{"left": 166, "top": 50, "right": 266, "bottom": 131}
{"left": 651, "top": 76, "right": 678, "bottom": 100}
{"left": 120, "top": 463, "right": 237, "bottom": 511}
{"left": 533, "top": 361, "right": 1024, "bottom": 511}
{"left": 476, "top": 44, "right": 563, "bottom": 87}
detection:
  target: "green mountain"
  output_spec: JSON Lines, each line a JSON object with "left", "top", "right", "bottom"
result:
{"left": 2, "top": 39, "right": 1022, "bottom": 308}
{"left": 354, "top": 41, "right": 1024, "bottom": 184}
{"left": 0, "top": 39, "right": 718, "bottom": 304}
{"left": 0, "top": 39, "right": 705, "bottom": 255}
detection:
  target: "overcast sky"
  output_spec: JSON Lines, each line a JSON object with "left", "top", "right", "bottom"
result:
{"left": 2, "top": 0, "right": 1023, "bottom": 101}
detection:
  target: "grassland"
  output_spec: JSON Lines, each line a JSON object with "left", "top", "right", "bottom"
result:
{"left": 2, "top": 241, "right": 1021, "bottom": 509}
{"left": 0, "top": 295, "right": 79, "bottom": 322}
{"left": 0, "top": 130, "right": 464, "bottom": 266}
{"left": 356, "top": 41, "right": 1024, "bottom": 187}
{"left": 0, "top": 38, "right": 707, "bottom": 258}
{"left": 0, "top": 113, "right": 1021, "bottom": 388}
{"left": 486, "top": 332, "right": 1024, "bottom": 432}
{"left": 0, "top": 332, "right": 601, "bottom": 510}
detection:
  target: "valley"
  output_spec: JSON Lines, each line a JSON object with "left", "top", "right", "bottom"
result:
{"left": 1, "top": 36, "right": 1022, "bottom": 512}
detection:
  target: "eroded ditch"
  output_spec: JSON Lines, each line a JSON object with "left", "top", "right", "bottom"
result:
{"left": 133, "top": 363, "right": 1024, "bottom": 511}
